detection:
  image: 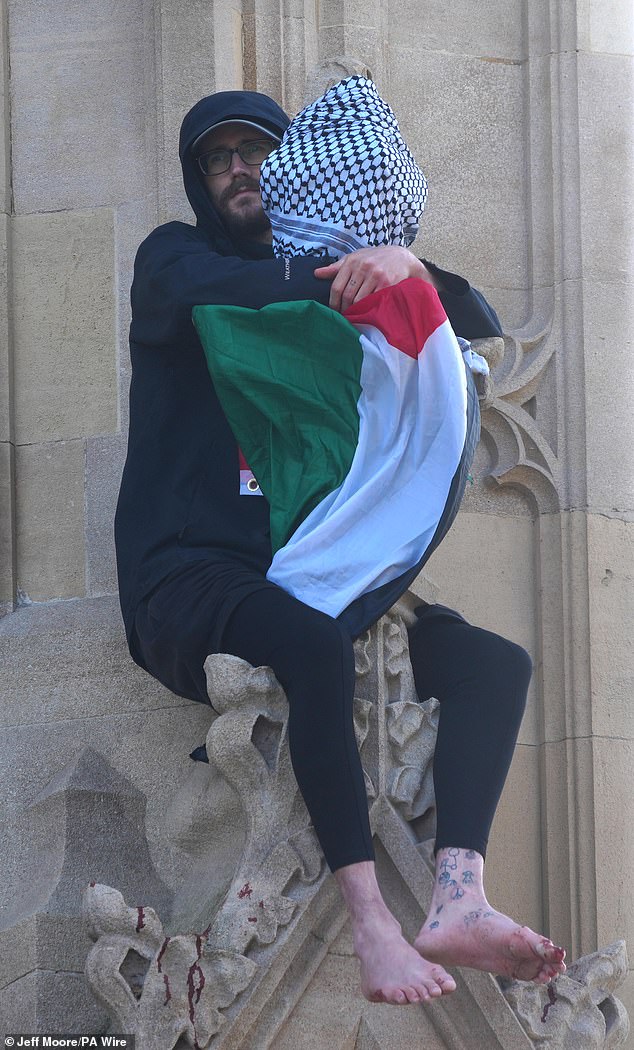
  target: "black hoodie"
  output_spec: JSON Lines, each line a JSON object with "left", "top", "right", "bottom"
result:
{"left": 114, "top": 90, "right": 502, "bottom": 663}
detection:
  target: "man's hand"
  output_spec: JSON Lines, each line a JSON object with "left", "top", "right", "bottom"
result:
{"left": 314, "top": 246, "right": 441, "bottom": 313}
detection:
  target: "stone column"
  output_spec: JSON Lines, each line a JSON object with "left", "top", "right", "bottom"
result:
{"left": 0, "top": 0, "right": 15, "bottom": 618}
{"left": 570, "top": 0, "right": 634, "bottom": 1020}
{"left": 417, "top": 0, "right": 634, "bottom": 1033}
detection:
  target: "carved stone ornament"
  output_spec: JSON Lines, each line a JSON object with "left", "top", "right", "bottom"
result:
{"left": 84, "top": 608, "right": 629, "bottom": 1048}
{"left": 502, "top": 940, "right": 630, "bottom": 1048}
{"left": 473, "top": 326, "right": 562, "bottom": 511}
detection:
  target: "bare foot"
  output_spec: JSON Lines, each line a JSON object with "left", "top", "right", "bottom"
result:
{"left": 334, "top": 860, "right": 457, "bottom": 1005}
{"left": 355, "top": 909, "right": 457, "bottom": 1004}
{"left": 415, "top": 849, "right": 566, "bottom": 985}
{"left": 415, "top": 904, "right": 566, "bottom": 984}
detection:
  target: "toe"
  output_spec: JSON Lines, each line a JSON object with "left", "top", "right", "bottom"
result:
{"left": 403, "top": 985, "right": 422, "bottom": 1003}
{"left": 423, "top": 973, "right": 447, "bottom": 998}
{"left": 534, "top": 937, "right": 566, "bottom": 964}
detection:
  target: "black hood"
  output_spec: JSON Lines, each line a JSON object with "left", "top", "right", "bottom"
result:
{"left": 179, "top": 90, "right": 290, "bottom": 254}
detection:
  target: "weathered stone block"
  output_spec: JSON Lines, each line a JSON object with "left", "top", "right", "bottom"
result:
{"left": 541, "top": 735, "right": 597, "bottom": 957}
{"left": 389, "top": 0, "right": 524, "bottom": 60}
{"left": 0, "top": 194, "right": 12, "bottom": 618}
{"left": 486, "top": 743, "right": 543, "bottom": 939}
{"left": 0, "top": 596, "right": 192, "bottom": 734}
{"left": 522, "top": 53, "right": 557, "bottom": 291}
{"left": 582, "top": 281, "right": 634, "bottom": 514}
{"left": 390, "top": 51, "right": 528, "bottom": 304}
{"left": 319, "top": 0, "right": 380, "bottom": 29}
{"left": 12, "top": 209, "right": 117, "bottom": 445}
{"left": 0, "top": 212, "right": 11, "bottom": 444}
{"left": 587, "top": 515, "right": 634, "bottom": 739}
{"left": 85, "top": 433, "right": 127, "bottom": 597}
{"left": 0, "top": 749, "right": 173, "bottom": 1012}
{"left": 0, "top": 700, "right": 215, "bottom": 886}
{"left": 0, "top": 969, "right": 108, "bottom": 1037}
{"left": 593, "top": 738, "right": 634, "bottom": 951}
{"left": 424, "top": 511, "right": 540, "bottom": 746}
{"left": 536, "top": 512, "right": 586, "bottom": 743}
{"left": 156, "top": 0, "right": 225, "bottom": 223}
{"left": 210, "top": 2, "right": 243, "bottom": 93}
{"left": 8, "top": 0, "right": 146, "bottom": 214}
{"left": 0, "top": 598, "right": 140, "bottom": 724}
{"left": 272, "top": 948, "right": 460, "bottom": 1049}
{"left": 577, "top": 0, "right": 634, "bottom": 56}
{"left": 0, "top": 743, "right": 180, "bottom": 1038}
{"left": 578, "top": 54, "right": 634, "bottom": 280}
{"left": 0, "top": 440, "right": 15, "bottom": 611}
{"left": 9, "top": 748, "right": 171, "bottom": 913}
{"left": 0, "top": 0, "right": 10, "bottom": 215}
{"left": 0, "top": 594, "right": 217, "bottom": 897}
{"left": 243, "top": 12, "right": 283, "bottom": 102}
{"left": 15, "top": 438, "right": 85, "bottom": 600}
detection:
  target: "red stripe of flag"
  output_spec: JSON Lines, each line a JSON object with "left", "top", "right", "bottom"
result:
{"left": 344, "top": 277, "right": 448, "bottom": 359}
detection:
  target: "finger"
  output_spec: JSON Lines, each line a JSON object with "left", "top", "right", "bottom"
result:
{"left": 339, "top": 280, "right": 357, "bottom": 313}
{"left": 341, "top": 274, "right": 378, "bottom": 313}
{"left": 329, "top": 270, "right": 353, "bottom": 311}
{"left": 314, "top": 259, "right": 343, "bottom": 278}
{"left": 340, "top": 275, "right": 366, "bottom": 313}
{"left": 328, "top": 280, "right": 342, "bottom": 312}
{"left": 351, "top": 275, "right": 377, "bottom": 304}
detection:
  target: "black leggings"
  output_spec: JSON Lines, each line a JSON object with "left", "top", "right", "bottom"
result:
{"left": 220, "top": 588, "right": 532, "bottom": 872}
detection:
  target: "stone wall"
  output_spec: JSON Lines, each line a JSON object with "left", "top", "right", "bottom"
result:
{"left": 1, "top": 0, "right": 632, "bottom": 1043}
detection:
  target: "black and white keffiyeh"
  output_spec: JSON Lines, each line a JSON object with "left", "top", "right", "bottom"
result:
{"left": 260, "top": 76, "right": 428, "bottom": 259}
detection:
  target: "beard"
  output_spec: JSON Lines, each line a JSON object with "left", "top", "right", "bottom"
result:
{"left": 216, "top": 176, "right": 272, "bottom": 241}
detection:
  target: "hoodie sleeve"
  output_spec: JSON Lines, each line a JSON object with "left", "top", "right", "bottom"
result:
{"left": 422, "top": 259, "right": 503, "bottom": 339}
{"left": 130, "top": 222, "right": 333, "bottom": 348}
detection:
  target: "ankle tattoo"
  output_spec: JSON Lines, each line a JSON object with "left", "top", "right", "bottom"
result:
{"left": 437, "top": 848, "right": 465, "bottom": 900}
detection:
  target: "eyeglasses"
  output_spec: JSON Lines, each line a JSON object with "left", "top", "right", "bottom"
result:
{"left": 196, "top": 139, "right": 276, "bottom": 177}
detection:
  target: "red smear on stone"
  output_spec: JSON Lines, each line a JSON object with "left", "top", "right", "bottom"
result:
{"left": 185, "top": 927, "right": 207, "bottom": 1048}
{"left": 136, "top": 906, "right": 146, "bottom": 933}
{"left": 248, "top": 917, "right": 257, "bottom": 923}
{"left": 238, "top": 882, "right": 253, "bottom": 899}
{"left": 156, "top": 938, "right": 172, "bottom": 1007}
{"left": 187, "top": 957, "right": 206, "bottom": 1050}
{"left": 259, "top": 900, "right": 264, "bottom": 908}
{"left": 156, "top": 937, "right": 170, "bottom": 972}
{"left": 89, "top": 881, "right": 96, "bottom": 888}
{"left": 541, "top": 982, "right": 558, "bottom": 1023}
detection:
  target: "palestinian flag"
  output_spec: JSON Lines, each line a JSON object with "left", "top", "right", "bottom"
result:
{"left": 193, "top": 278, "right": 479, "bottom": 636}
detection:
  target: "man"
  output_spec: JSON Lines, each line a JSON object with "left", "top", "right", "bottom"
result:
{"left": 115, "top": 89, "right": 566, "bottom": 1005}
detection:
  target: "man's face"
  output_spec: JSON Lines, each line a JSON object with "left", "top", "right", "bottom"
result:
{"left": 197, "top": 123, "right": 275, "bottom": 242}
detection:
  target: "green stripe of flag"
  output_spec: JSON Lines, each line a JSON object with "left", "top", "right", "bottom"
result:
{"left": 193, "top": 299, "right": 364, "bottom": 552}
